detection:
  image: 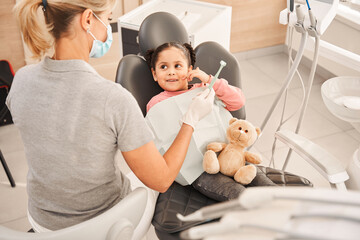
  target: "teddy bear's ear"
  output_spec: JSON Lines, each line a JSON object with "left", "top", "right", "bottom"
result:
{"left": 229, "top": 118, "right": 238, "bottom": 125}
{"left": 255, "top": 127, "right": 261, "bottom": 136}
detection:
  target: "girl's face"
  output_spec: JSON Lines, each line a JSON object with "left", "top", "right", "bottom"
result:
{"left": 151, "top": 47, "right": 192, "bottom": 92}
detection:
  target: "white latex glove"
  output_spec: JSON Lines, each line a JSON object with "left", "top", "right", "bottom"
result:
{"left": 181, "top": 88, "right": 215, "bottom": 130}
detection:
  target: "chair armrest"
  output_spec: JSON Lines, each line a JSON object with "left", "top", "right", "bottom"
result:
{"left": 0, "top": 188, "right": 148, "bottom": 240}
{"left": 275, "top": 129, "right": 349, "bottom": 184}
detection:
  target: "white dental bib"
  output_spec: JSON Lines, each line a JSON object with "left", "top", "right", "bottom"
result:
{"left": 145, "top": 87, "right": 233, "bottom": 185}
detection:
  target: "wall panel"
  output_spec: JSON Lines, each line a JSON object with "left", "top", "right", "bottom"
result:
{"left": 0, "top": 0, "right": 25, "bottom": 72}
{"left": 197, "top": 0, "right": 287, "bottom": 52}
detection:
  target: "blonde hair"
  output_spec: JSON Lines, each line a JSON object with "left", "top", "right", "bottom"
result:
{"left": 14, "top": 0, "right": 116, "bottom": 60}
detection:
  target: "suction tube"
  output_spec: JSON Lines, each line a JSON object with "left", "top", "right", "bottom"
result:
{"left": 282, "top": 35, "right": 320, "bottom": 170}
{"left": 257, "top": 31, "right": 308, "bottom": 140}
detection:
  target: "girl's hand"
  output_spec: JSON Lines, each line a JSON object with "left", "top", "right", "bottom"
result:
{"left": 188, "top": 67, "right": 211, "bottom": 84}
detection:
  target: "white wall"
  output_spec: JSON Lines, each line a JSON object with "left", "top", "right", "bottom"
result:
{"left": 322, "top": 16, "right": 360, "bottom": 56}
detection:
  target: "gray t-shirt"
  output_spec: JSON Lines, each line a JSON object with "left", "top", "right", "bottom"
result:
{"left": 6, "top": 57, "right": 154, "bottom": 230}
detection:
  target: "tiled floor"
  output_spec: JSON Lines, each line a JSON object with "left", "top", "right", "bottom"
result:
{"left": 1, "top": 32, "right": 359, "bottom": 237}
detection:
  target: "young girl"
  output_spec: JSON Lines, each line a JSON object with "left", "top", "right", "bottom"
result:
{"left": 145, "top": 42, "right": 246, "bottom": 112}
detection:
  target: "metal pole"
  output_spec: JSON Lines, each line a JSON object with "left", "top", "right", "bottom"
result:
{"left": 0, "top": 150, "right": 16, "bottom": 187}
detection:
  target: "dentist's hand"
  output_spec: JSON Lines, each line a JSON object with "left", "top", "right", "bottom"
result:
{"left": 181, "top": 88, "right": 215, "bottom": 130}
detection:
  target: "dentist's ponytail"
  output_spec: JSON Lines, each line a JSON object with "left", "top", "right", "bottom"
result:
{"left": 14, "top": 0, "right": 53, "bottom": 61}
{"left": 13, "top": 0, "right": 116, "bottom": 60}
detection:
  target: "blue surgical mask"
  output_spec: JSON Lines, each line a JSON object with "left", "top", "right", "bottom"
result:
{"left": 87, "top": 13, "right": 113, "bottom": 58}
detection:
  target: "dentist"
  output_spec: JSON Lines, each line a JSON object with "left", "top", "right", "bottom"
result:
{"left": 7, "top": 0, "right": 214, "bottom": 234}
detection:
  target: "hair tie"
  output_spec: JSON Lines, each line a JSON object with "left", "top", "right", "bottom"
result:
{"left": 42, "top": 0, "right": 47, "bottom": 12}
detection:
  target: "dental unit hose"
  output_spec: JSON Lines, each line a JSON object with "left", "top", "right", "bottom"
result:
{"left": 282, "top": 34, "right": 320, "bottom": 170}
{"left": 249, "top": 2, "right": 321, "bottom": 170}
{"left": 282, "top": 0, "right": 320, "bottom": 170}
{"left": 255, "top": 30, "right": 308, "bottom": 142}
{"left": 256, "top": 4, "right": 308, "bottom": 137}
{"left": 269, "top": 25, "right": 307, "bottom": 169}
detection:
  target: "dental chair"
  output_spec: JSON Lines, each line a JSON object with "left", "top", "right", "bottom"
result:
{"left": 115, "top": 12, "right": 350, "bottom": 240}
{"left": 0, "top": 187, "right": 148, "bottom": 240}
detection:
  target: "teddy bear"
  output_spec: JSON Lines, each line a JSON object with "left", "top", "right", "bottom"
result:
{"left": 202, "top": 118, "right": 262, "bottom": 185}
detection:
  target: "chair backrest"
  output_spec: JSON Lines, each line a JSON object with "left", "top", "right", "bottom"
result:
{"left": 116, "top": 12, "right": 245, "bottom": 119}
{"left": 0, "top": 187, "right": 148, "bottom": 240}
{"left": 116, "top": 55, "right": 162, "bottom": 116}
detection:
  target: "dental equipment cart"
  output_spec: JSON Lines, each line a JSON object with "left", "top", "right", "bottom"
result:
{"left": 117, "top": 0, "right": 232, "bottom": 57}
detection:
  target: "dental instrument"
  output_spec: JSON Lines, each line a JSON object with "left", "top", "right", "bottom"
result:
{"left": 208, "top": 60, "right": 227, "bottom": 89}
{"left": 181, "top": 211, "right": 360, "bottom": 240}
{"left": 176, "top": 199, "right": 244, "bottom": 222}
{"left": 280, "top": 0, "right": 338, "bottom": 35}
{"left": 177, "top": 187, "right": 360, "bottom": 223}
{"left": 289, "top": 0, "right": 295, "bottom": 12}
{"left": 178, "top": 187, "right": 360, "bottom": 240}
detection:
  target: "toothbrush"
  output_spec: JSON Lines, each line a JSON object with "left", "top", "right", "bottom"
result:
{"left": 208, "top": 60, "right": 227, "bottom": 89}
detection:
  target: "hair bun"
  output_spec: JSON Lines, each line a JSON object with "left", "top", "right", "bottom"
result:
{"left": 183, "top": 43, "right": 196, "bottom": 66}
{"left": 144, "top": 49, "right": 155, "bottom": 68}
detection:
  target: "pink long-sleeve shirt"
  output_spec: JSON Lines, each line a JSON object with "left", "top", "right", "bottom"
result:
{"left": 146, "top": 78, "right": 245, "bottom": 112}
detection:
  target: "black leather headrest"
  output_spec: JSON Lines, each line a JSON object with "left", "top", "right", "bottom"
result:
{"left": 138, "top": 12, "right": 189, "bottom": 56}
